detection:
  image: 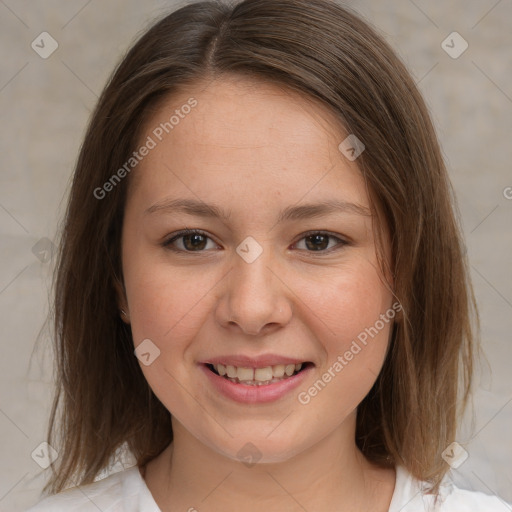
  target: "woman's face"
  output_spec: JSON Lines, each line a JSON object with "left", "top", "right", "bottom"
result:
{"left": 120, "top": 75, "right": 395, "bottom": 462}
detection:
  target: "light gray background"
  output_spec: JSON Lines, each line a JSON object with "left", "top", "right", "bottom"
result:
{"left": 1, "top": 1, "right": 511, "bottom": 510}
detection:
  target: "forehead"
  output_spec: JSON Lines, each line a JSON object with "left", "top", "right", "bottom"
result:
{"left": 130, "top": 75, "right": 367, "bottom": 204}
{"left": 144, "top": 74, "right": 346, "bottom": 152}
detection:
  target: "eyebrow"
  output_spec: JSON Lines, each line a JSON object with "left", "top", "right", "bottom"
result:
{"left": 145, "top": 197, "right": 371, "bottom": 222}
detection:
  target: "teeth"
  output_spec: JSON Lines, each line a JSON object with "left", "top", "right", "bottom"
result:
{"left": 211, "top": 362, "right": 305, "bottom": 383}
{"left": 285, "top": 364, "right": 295, "bottom": 376}
{"left": 254, "top": 367, "right": 273, "bottom": 382}
{"left": 273, "top": 364, "right": 285, "bottom": 378}
{"left": 237, "top": 367, "right": 254, "bottom": 381}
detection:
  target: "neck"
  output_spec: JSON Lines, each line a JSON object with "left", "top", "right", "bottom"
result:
{"left": 142, "top": 411, "right": 395, "bottom": 511}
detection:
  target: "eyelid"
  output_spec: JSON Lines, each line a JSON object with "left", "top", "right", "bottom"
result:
{"left": 162, "top": 229, "right": 349, "bottom": 253}
{"left": 291, "top": 230, "right": 349, "bottom": 253}
{"left": 162, "top": 228, "right": 219, "bottom": 250}
{"left": 294, "top": 229, "right": 349, "bottom": 244}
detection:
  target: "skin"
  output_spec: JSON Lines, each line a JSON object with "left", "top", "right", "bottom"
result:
{"left": 119, "top": 75, "right": 397, "bottom": 512}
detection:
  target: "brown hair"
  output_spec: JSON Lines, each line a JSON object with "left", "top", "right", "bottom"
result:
{"left": 42, "top": 0, "right": 478, "bottom": 497}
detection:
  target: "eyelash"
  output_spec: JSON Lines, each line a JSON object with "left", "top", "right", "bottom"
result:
{"left": 162, "top": 229, "right": 349, "bottom": 254}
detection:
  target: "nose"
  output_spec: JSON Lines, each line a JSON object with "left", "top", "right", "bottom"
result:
{"left": 215, "top": 247, "right": 292, "bottom": 336}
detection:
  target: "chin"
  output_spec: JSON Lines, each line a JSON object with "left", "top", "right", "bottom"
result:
{"left": 202, "top": 429, "right": 311, "bottom": 466}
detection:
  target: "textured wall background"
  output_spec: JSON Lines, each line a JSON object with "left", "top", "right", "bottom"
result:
{"left": 0, "top": 1, "right": 511, "bottom": 510}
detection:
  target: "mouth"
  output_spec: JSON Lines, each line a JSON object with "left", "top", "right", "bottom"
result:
{"left": 204, "top": 362, "right": 314, "bottom": 386}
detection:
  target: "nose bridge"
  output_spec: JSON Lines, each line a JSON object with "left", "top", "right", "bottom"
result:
{"left": 220, "top": 235, "right": 290, "bottom": 333}
{"left": 232, "top": 235, "right": 277, "bottom": 300}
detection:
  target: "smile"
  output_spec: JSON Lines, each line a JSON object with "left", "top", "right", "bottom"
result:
{"left": 208, "top": 362, "right": 308, "bottom": 386}
{"left": 200, "top": 360, "right": 314, "bottom": 403}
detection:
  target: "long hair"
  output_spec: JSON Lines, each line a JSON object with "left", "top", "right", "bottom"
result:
{"left": 42, "top": 0, "right": 477, "bottom": 496}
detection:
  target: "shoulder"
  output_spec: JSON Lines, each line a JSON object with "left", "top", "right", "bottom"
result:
{"left": 389, "top": 465, "right": 511, "bottom": 512}
{"left": 438, "top": 485, "right": 510, "bottom": 511}
{"left": 25, "top": 465, "right": 153, "bottom": 512}
{"left": 441, "top": 486, "right": 512, "bottom": 512}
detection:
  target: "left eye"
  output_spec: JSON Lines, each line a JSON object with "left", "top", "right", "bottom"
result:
{"left": 162, "top": 229, "right": 347, "bottom": 253}
{"left": 294, "top": 231, "right": 347, "bottom": 252}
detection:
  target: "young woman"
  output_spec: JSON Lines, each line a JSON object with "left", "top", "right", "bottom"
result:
{"left": 27, "top": 0, "right": 510, "bottom": 510}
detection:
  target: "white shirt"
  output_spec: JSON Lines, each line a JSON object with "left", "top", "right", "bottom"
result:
{"left": 26, "top": 464, "right": 511, "bottom": 511}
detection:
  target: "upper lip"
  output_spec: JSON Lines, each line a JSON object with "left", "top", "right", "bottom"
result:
{"left": 201, "top": 354, "right": 311, "bottom": 368}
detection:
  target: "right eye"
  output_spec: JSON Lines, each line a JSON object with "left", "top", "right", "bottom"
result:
{"left": 162, "top": 229, "right": 220, "bottom": 252}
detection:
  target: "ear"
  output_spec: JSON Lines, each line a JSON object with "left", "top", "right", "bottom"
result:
{"left": 114, "top": 276, "right": 130, "bottom": 324}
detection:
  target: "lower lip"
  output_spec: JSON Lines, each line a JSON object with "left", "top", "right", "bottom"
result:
{"left": 199, "top": 364, "right": 313, "bottom": 404}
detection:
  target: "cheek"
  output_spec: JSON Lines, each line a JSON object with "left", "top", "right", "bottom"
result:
{"left": 122, "top": 260, "right": 205, "bottom": 414}
{"left": 305, "top": 258, "right": 393, "bottom": 344}
{"left": 123, "top": 248, "right": 208, "bottom": 343}
{"left": 302, "top": 259, "right": 393, "bottom": 392}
